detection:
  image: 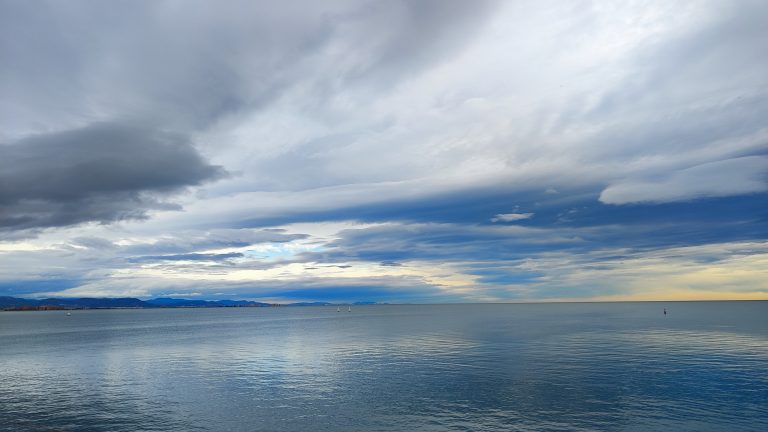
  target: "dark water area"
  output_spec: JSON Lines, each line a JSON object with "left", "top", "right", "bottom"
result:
{"left": 1, "top": 302, "right": 766, "bottom": 431}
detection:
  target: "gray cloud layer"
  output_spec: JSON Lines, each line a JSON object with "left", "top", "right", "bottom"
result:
{"left": 1, "top": 1, "right": 766, "bottom": 301}
{"left": 1, "top": 0, "right": 496, "bottom": 136}
{"left": 1, "top": 0, "right": 497, "bottom": 235}
{"left": 0, "top": 122, "right": 225, "bottom": 232}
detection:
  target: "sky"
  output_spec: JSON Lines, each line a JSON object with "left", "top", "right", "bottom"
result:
{"left": 1, "top": 0, "right": 767, "bottom": 303}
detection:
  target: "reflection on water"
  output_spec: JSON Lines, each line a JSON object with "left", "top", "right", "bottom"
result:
{"left": 1, "top": 302, "right": 766, "bottom": 431}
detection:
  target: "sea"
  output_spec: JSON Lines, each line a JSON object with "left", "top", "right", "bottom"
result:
{"left": 1, "top": 302, "right": 766, "bottom": 431}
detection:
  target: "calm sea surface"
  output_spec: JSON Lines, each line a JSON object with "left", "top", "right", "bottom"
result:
{"left": 1, "top": 302, "right": 767, "bottom": 431}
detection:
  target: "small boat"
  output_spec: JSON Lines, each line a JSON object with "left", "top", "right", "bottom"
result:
{"left": 337, "top": 307, "right": 340, "bottom": 312}
{"left": 66, "top": 312, "right": 71, "bottom": 316}
{"left": 348, "top": 306, "right": 351, "bottom": 312}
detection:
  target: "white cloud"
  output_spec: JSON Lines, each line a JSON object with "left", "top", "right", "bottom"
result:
{"left": 599, "top": 156, "right": 768, "bottom": 204}
{"left": 491, "top": 213, "right": 534, "bottom": 223}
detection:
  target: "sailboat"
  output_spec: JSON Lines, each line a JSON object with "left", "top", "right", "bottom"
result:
{"left": 337, "top": 306, "right": 340, "bottom": 312}
{"left": 348, "top": 306, "right": 351, "bottom": 312}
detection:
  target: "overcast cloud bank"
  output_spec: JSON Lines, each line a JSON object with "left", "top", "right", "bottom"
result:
{"left": 1, "top": 0, "right": 766, "bottom": 301}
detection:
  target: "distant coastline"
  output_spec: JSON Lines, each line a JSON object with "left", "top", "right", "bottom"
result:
{"left": 0, "top": 296, "right": 378, "bottom": 311}
{"left": 3, "top": 296, "right": 761, "bottom": 311}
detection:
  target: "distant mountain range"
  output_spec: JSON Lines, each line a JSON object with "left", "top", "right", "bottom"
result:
{"left": 145, "top": 297, "right": 272, "bottom": 308}
{"left": 0, "top": 296, "right": 376, "bottom": 311}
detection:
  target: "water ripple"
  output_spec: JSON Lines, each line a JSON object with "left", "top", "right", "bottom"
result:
{"left": 1, "top": 303, "right": 766, "bottom": 431}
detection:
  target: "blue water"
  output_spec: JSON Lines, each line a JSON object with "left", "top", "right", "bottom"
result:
{"left": 1, "top": 302, "right": 766, "bottom": 431}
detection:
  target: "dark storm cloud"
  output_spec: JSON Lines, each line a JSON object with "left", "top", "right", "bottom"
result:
{"left": 0, "top": 122, "right": 225, "bottom": 232}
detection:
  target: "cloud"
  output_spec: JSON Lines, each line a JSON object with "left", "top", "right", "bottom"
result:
{"left": 491, "top": 213, "right": 534, "bottom": 223}
{"left": 0, "top": 0, "right": 498, "bottom": 140}
{"left": 120, "top": 229, "right": 309, "bottom": 257}
{"left": 0, "top": 122, "right": 225, "bottom": 233}
{"left": 311, "top": 222, "right": 586, "bottom": 266}
{"left": 31, "top": 273, "right": 455, "bottom": 303}
{"left": 1, "top": 1, "right": 767, "bottom": 301}
{"left": 600, "top": 156, "right": 768, "bottom": 204}
{"left": 69, "top": 236, "right": 117, "bottom": 250}
{"left": 130, "top": 252, "right": 244, "bottom": 263}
